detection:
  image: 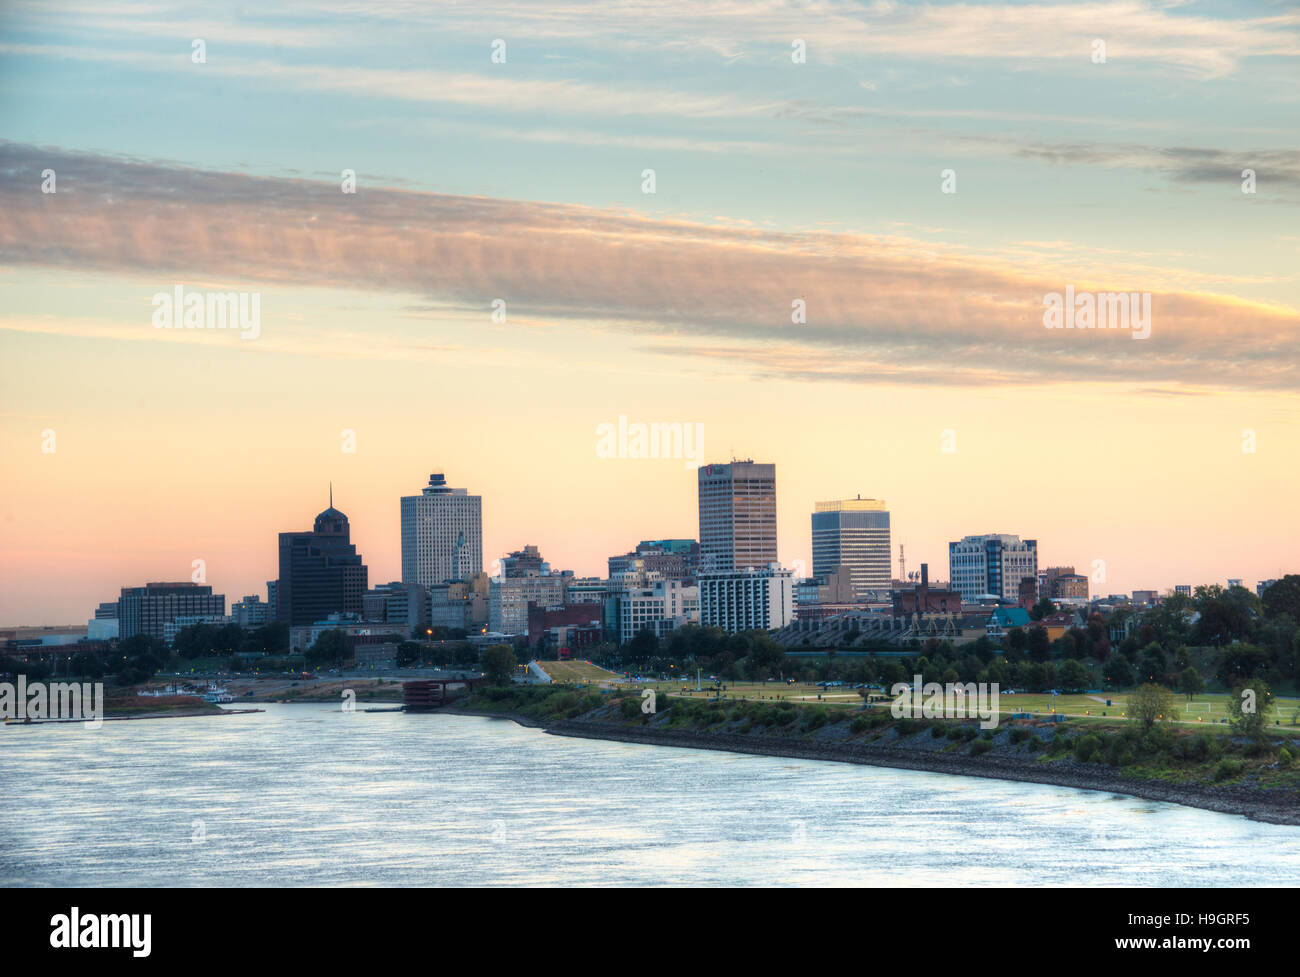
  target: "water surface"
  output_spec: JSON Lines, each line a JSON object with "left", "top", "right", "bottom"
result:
{"left": 2, "top": 703, "right": 1297, "bottom": 886}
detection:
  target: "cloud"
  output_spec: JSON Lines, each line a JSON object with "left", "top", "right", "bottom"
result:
{"left": 1011, "top": 143, "right": 1300, "bottom": 187}
{"left": 1, "top": 141, "right": 1296, "bottom": 392}
{"left": 19, "top": 0, "right": 1298, "bottom": 77}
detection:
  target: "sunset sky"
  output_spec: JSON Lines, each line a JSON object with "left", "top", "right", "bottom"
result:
{"left": 1, "top": 0, "right": 1297, "bottom": 625}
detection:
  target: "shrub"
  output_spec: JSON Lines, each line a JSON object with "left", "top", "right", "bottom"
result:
{"left": 1214, "top": 758, "right": 1244, "bottom": 782}
{"left": 946, "top": 725, "right": 964, "bottom": 741}
{"left": 1278, "top": 747, "right": 1293, "bottom": 768}
{"left": 895, "top": 718, "right": 920, "bottom": 736}
{"left": 1139, "top": 725, "right": 1174, "bottom": 756}
{"left": 850, "top": 715, "right": 871, "bottom": 735}
{"left": 1008, "top": 727, "right": 1030, "bottom": 745}
{"left": 1173, "top": 733, "right": 1211, "bottom": 763}
{"left": 1047, "top": 733, "right": 1071, "bottom": 756}
{"left": 931, "top": 723, "right": 949, "bottom": 738}
{"left": 969, "top": 738, "right": 992, "bottom": 756}
{"left": 1104, "top": 736, "right": 1134, "bottom": 768}
{"left": 1027, "top": 734, "right": 1045, "bottom": 752}
{"left": 619, "top": 697, "right": 641, "bottom": 720}
{"left": 802, "top": 707, "right": 829, "bottom": 731}
{"left": 1074, "top": 734, "right": 1104, "bottom": 762}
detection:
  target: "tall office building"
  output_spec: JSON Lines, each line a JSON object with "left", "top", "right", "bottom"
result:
{"left": 400, "top": 472, "right": 483, "bottom": 587}
{"left": 811, "top": 497, "right": 891, "bottom": 599}
{"left": 276, "top": 498, "right": 369, "bottom": 627}
{"left": 948, "top": 534, "right": 1038, "bottom": 602}
{"left": 118, "top": 582, "right": 226, "bottom": 641}
{"left": 697, "top": 460, "right": 777, "bottom": 572}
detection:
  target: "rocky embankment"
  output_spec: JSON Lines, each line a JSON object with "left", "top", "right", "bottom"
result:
{"left": 446, "top": 699, "right": 1300, "bottom": 826}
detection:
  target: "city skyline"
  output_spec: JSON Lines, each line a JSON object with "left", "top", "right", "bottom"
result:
{"left": 1, "top": 456, "right": 1293, "bottom": 627}
{"left": 2, "top": 1, "right": 1297, "bottom": 624}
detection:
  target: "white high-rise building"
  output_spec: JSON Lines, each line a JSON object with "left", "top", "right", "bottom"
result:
{"left": 948, "top": 534, "right": 1038, "bottom": 602}
{"left": 401, "top": 473, "right": 483, "bottom": 587}
{"left": 697, "top": 460, "right": 777, "bottom": 573}
{"left": 698, "top": 565, "right": 794, "bottom": 633}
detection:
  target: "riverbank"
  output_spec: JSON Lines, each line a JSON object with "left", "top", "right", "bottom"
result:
{"left": 440, "top": 690, "right": 1300, "bottom": 827}
{"left": 544, "top": 718, "right": 1300, "bottom": 826}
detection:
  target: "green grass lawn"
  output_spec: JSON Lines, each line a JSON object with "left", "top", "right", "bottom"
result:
{"left": 537, "top": 660, "right": 623, "bottom": 684}
{"left": 594, "top": 679, "right": 1300, "bottom": 734}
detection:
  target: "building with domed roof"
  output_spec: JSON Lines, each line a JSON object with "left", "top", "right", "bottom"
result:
{"left": 275, "top": 490, "right": 369, "bottom": 626}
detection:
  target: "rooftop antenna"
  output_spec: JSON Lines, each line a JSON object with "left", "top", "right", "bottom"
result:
{"left": 330, "top": 482, "right": 333, "bottom": 508}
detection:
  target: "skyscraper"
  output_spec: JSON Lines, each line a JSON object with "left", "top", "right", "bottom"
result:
{"left": 401, "top": 472, "right": 483, "bottom": 587}
{"left": 697, "top": 460, "right": 777, "bottom": 572}
{"left": 811, "top": 497, "right": 891, "bottom": 599}
{"left": 276, "top": 495, "right": 369, "bottom": 627}
{"left": 948, "top": 533, "right": 1038, "bottom": 602}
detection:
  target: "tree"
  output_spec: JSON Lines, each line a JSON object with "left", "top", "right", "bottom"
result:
{"left": 1029, "top": 597, "right": 1056, "bottom": 622}
{"left": 396, "top": 641, "right": 422, "bottom": 668}
{"left": 481, "top": 644, "right": 517, "bottom": 685}
{"left": 1178, "top": 666, "right": 1204, "bottom": 704}
{"left": 1261, "top": 575, "right": 1300, "bottom": 622}
{"left": 1129, "top": 682, "right": 1177, "bottom": 732}
{"left": 1057, "top": 658, "right": 1088, "bottom": 693}
{"left": 306, "top": 629, "right": 351, "bottom": 664}
{"left": 1027, "top": 626, "right": 1051, "bottom": 663}
{"left": 1216, "top": 642, "right": 1270, "bottom": 685}
{"left": 118, "top": 633, "right": 168, "bottom": 661}
{"left": 626, "top": 628, "right": 660, "bottom": 662}
{"left": 69, "top": 652, "right": 105, "bottom": 680}
{"left": 1194, "top": 585, "right": 1261, "bottom": 645}
{"left": 1103, "top": 656, "right": 1133, "bottom": 689}
{"left": 1052, "top": 631, "right": 1078, "bottom": 660}
{"left": 1138, "top": 643, "right": 1167, "bottom": 683}
{"left": 1226, "top": 679, "right": 1274, "bottom": 742}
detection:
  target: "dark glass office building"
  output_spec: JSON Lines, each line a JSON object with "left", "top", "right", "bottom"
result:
{"left": 276, "top": 503, "right": 369, "bottom": 627}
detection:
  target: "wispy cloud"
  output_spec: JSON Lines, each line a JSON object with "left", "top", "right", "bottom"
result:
{"left": 1, "top": 142, "right": 1296, "bottom": 392}
{"left": 14, "top": 0, "right": 1293, "bottom": 78}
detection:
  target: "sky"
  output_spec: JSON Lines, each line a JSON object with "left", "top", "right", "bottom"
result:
{"left": 0, "top": 0, "right": 1297, "bottom": 625}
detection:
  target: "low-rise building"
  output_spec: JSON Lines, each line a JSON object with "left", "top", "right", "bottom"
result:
{"left": 616, "top": 579, "right": 699, "bottom": 643}
{"left": 232, "top": 595, "right": 272, "bottom": 628}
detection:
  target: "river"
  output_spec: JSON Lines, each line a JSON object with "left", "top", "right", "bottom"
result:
{"left": 2, "top": 703, "right": 1296, "bottom": 886}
